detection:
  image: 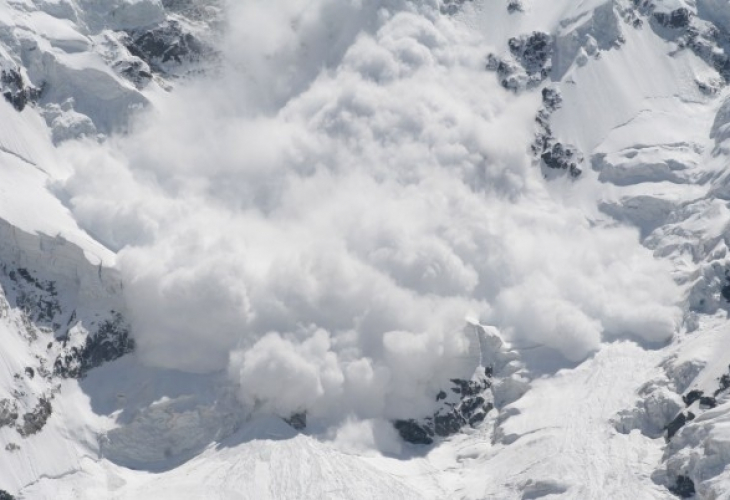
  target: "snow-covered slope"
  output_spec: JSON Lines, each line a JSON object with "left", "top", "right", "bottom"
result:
{"left": 3, "top": 0, "right": 730, "bottom": 499}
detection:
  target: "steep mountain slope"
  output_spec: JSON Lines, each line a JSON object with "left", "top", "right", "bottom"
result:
{"left": 2, "top": 0, "right": 730, "bottom": 499}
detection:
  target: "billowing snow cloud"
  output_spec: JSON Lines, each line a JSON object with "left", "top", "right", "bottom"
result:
{"left": 58, "top": 0, "right": 681, "bottom": 420}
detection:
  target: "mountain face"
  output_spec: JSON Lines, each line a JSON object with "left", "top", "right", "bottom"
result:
{"left": 1, "top": 0, "right": 730, "bottom": 498}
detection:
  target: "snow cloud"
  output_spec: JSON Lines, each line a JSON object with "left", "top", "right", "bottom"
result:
{"left": 58, "top": 0, "right": 681, "bottom": 421}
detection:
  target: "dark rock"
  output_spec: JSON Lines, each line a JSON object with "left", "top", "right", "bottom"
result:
{"left": 666, "top": 412, "right": 695, "bottom": 440}
{"left": 1, "top": 69, "right": 41, "bottom": 112}
{"left": 114, "top": 60, "right": 153, "bottom": 89}
{"left": 17, "top": 397, "right": 52, "bottom": 437}
{"left": 437, "top": 377, "right": 493, "bottom": 437}
{"left": 532, "top": 87, "right": 583, "bottom": 178}
{"left": 54, "top": 313, "right": 135, "bottom": 379}
{"left": 681, "top": 24, "right": 730, "bottom": 83}
{"left": 450, "top": 377, "right": 490, "bottom": 397}
{"left": 699, "top": 396, "right": 717, "bottom": 409}
{"left": 394, "top": 419, "right": 434, "bottom": 445}
{"left": 541, "top": 87, "right": 562, "bottom": 111}
{"left": 125, "top": 21, "right": 206, "bottom": 72}
{"left": 24, "top": 367, "right": 34, "bottom": 379}
{"left": 714, "top": 366, "right": 730, "bottom": 396}
{"left": 2, "top": 266, "right": 61, "bottom": 328}
{"left": 460, "top": 396, "right": 486, "bottom": 415}
{"left": 721, "top": 279, "right": 730, "bottom": 302}
{"left": 682, "top": 389, "right": 703, "bottom": 406}
{"left": 486, "top": 31, "right": 553, "bottom": 91}
{"left": 508, "top": 32, "right": 553, "bottom": 76}
{"left": 653, "top": 9, "right": 691, "bottom": 30}
{"left": 627, "top": 0, "right": 730, "bottom": 83}
{"left": 541, "top": 143, "right": 583, "bottom": 177}
{"left": 17, "top": 268, "right": 38, "bottom": 285}
{"left": 507, "top": 0, "right": 523, "bottom": 14}
{"left": 468, "top": 403, "right": 493, "bottom": 426}
{"left": 0, "top": 399, "right": 19, "bottom": 428}
{"left": 663, "top": 9, "right": 730, "bottom": 83}
{"left": 0, "top": 489, "right": 16, "bottom": 500}
{"left": 668, "top": 475, "right": 696, "bottom": 498}
{"left": 485, "top": 53, "right": 520, "bottom": 91}
{"left": 161, "top": 0, "right": 222, "bottom": 24}
{"left": 394, "top": 369, "right": 494, "bottom": 444}
{"left": 284, "top": 412, "right": 307, "bottom": 431}
{"left": 434, "top": 410, "right": 465, "bottom": 437}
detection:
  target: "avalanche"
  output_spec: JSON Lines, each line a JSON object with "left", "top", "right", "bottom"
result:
{"left": 1, "top": 0, "right": 730, "bottom": 499}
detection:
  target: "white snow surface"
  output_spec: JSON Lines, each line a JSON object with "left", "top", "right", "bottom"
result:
{"left": 1, "top": 0, "right": 730, "bottom": 499}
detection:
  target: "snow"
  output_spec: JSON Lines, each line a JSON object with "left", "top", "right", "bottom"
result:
{"left": 0, "top": 102, "right": 113, "bottom": 265}
{"left": 17, "top": 342, "right": 674, "bottom": 499}
{"left": 2, "top": 0, "right": 730, "bottom": 498}
{"left": 436, "top": 342, "right": 668, "bottom": 499}
{"left": 21, "top": 420, "right": 427, "bottom": 500}
{"left": 23, "top": 11, "right": 91, "bottom": 53}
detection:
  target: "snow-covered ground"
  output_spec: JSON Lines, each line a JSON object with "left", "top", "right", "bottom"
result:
{"left": 2, "top": 0, "right": 730, "bottom": 498}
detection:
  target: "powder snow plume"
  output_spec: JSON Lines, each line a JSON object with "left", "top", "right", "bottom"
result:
{"left": 57, "top": 0, "right": 681, "bottom": 421}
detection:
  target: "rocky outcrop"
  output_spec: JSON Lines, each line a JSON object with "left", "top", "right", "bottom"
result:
{"left": 54, "top": 312, "right": 135, "bottom": 379}
{"left": 533, "top": 87, "right": 583, "bottom": 177}
{"left": 488, "top": 27, "right": 588, "bottom": 177}
{"left": 681, "top": 24, "right": 730, "bottom": 84}
{"left": 2, "top": 265, "right": 62, "bottom": 329}
{"left": 617, "top": 363, "right": 730, "bottom": 441}
{"left": 0, "top": 220, "right": 132, "bottom": 439}
{"left": 682, "top": 389, "right": 717, "bottom": 409}
{"left": 1, "top": 393, "right": 55, "bottom": 437}
{"left": 487, "top": 32, "right": 553, "bottom": 91}
{"left": 0, "top": 399, "right": 19, "bottom": 428}
{"left": 540, "top": 143, "right": 583, "bottom": 176}
{"left": 117, "top": 0, "right": 221, "bottom": 81}
{"left": 654, "top": 8, "right": 692, "bottom": 30}
{"left": 1, "top": 69, "right": 42, "bottom": 112}
{"left": 17, "top": 397, "right": 52, "bottom": 437}
{"left": 0, "top": 0, "right": 220, "bottom": 147}
{"left": 509, "top": 32, "right": 553, "bottom": 76}
{"left": 124, "top": 21, "right": 208, "bottom": 74}
{"left": 393, "top": 419, "right": 434, "bottom": 445}
{"left": 665, "top": 411, "right": 695, "bottom": 440}
{"left": 0, "top": 259, "right": 133, "bottom": 381}
{"left": 617, "top": 354, "right": 730, "bottom": 497}
{"left": 113, "top": 60, "right": 153, "bottom": 89}
{"left": 668, "top": 475, "right": 696, "bottom": 498}
{"left": 629, "top": 0, "right": 730, "bottom": 84}
{"left": 613, "top": 378, "right": 684, "bottom": 438}
{"left": 284, "top": 412, "right": 307, "bottom": 431}
{"left": 394, "top": 368, "right": 494, "bottom": 445}
{"left": 393, "top": 324, "right": 522, "bottom": 445}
